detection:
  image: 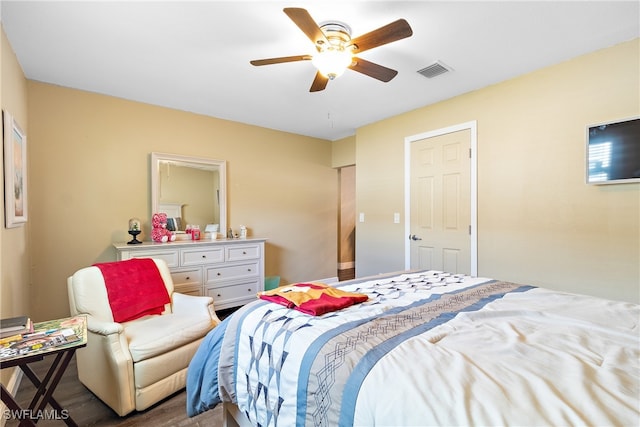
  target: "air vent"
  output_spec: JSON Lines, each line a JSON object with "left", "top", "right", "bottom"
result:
{"left": 417, "top": 61, "right": 452, "bottom": 79}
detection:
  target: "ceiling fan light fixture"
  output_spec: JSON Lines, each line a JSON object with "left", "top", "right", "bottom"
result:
{"left": 312, "top": 47, "right": 353, "bottom": 79}
{"left": 250, "top": 8, "right": 413, "bottom": 91}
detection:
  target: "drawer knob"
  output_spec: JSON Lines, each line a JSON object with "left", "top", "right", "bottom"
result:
{"left": 202, "top": 255, "right": 207, "bottom": 259}
{"left": 247, "top": 268, "right": 252, "bottom": 272}
{"left": 185, "top": 276, "right": 190, "bottom": 280}
{"left": 217, "top": 272, "right": 221, "bottom": 276}
{"left": 248, "top": 288, "right": 252, "bottom": 292}
{"left": 217, "top": 293, "right": 221, "bottom": 297}
{"left": 243, "top": 251, "right": 247, "bottom": 255}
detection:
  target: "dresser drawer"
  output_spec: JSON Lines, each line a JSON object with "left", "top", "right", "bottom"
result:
{"left": 128, "top": 250, "right": 179, "bottom": 268}
{"left": 206, "top": 280, "right": 260, "bottom": 302}
{"left": 181, "top": 248, "right": 224, "bottom": 266}
{"left": 206, "top": 262, "right": 259, "bottom": 283}
{"left": 226, "top": 244, "right": 261, "bottom": 262}
{"left": 170, "top": 268, "right": 202, "bottom": 286}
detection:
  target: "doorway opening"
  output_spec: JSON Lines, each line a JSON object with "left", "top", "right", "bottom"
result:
{"left": 338, "top": 165, "right": 356, "bottom": 281}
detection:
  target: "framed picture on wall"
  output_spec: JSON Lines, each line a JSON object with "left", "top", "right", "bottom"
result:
{"left": 3, "top": 110, "right": 28, "bottom": 228}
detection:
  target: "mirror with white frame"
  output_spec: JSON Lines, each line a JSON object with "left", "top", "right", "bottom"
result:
{"left": 151, "top": 152, "right": 227, "bottom": 237}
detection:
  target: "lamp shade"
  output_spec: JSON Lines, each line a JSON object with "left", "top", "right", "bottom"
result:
{"left": 312, "top": 48, "right": 353, "bottom": 79}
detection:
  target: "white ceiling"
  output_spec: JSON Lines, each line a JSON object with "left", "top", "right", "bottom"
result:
{"left": 1, "top": 1, "right": 638, "bottom": 141}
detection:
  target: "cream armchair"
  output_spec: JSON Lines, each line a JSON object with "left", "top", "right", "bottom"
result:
{"left": 67, "top": 258, "right": 219, "bottom": 416}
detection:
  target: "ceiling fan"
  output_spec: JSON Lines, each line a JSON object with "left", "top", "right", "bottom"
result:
{"left": 250, "top": 7, "right": 413, "bottom": 92}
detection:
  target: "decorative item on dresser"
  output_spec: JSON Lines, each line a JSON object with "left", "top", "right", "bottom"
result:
{"left": 127, "top": 217, "right": 142, "bottom": 245}
{"left": 114, "top": 238, "right": 266, "bottom": 310}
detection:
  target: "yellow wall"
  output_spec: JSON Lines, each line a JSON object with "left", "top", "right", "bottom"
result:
{"left": 1, "top": 28, "right": 29, "bottom": 322}
{"left": 332, "top": 135, "right": 356, "bottom": 168}
{"left": 27, "top": 82, "right": 337, "bottom": 321}
{"left": 356, "top": 39, "right": 640, "bottom": 303}
{"left": 0, "top": 25, "right": 30, "bottom": 391}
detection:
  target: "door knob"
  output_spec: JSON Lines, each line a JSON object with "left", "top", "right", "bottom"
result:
{"left": 409, "top": 234, "right": 422, "bottom": 241}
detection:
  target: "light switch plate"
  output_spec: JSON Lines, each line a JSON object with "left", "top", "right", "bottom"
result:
{"left": 394, "top": 213, "right": 400, "bottom": 223}
{"left": 359, "top": 212, "right": 365, "bottom": 222}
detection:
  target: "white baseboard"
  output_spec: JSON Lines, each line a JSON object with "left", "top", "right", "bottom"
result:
{"left": 0, "top": 368, "right": 23, "bottom": 427}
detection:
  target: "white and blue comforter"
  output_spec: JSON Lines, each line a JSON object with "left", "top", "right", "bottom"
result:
{"left": 187, "top": 271, "right": 640, "bottom": 426}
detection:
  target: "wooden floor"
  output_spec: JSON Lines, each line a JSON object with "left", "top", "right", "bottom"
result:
{"left": 5, "top": 354, "right": 223, "bottom": 426}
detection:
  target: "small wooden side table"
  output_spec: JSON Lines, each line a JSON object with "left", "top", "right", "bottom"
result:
{"left": 0, "top": 315, "right": 87, "bottom": 427}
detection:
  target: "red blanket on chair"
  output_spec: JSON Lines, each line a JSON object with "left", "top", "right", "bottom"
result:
{"left": 94, "top": 258, "right": 171, "bottom": 323}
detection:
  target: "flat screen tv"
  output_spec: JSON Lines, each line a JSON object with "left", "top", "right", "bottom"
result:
{"left": 586, "top": 117, "right": 640, "bottom": 184}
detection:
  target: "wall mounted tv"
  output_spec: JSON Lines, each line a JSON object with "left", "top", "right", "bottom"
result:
{"left": 586, "top": 117, "right": 640, "bottom": 185}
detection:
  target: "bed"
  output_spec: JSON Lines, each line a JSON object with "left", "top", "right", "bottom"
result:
{"left": 186, "top": 270, "right": 640, "bottom": 426}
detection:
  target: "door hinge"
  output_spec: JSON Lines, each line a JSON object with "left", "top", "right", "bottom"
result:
{"left": 469, "top": 148, "right": 472, "bottom": 158}
{"left": 468, "top": 225, "right": 471, "bottom": 235}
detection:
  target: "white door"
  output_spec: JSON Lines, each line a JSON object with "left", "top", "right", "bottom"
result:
{"left": 409, "top": 129, "right": 471, "bottom": 274}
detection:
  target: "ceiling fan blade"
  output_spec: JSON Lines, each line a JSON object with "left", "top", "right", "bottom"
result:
{"left": 348, "top": 19, "right": 413, "bottom": 54}
{"left": 349, "top": 57, "right": 398, "bottom": 82}
{"left": 250, "top": 55, "right": 312, "bottom": 66}
{"left": 284, "top": 7, "right": 329, "bottom": 46}
{"left": 310, "top": 72, "right": 329, "bottom": 92}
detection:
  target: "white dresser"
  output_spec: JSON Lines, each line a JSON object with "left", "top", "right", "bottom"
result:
{"left": 114, "top": 238, "right": 266, "bottom": 310}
